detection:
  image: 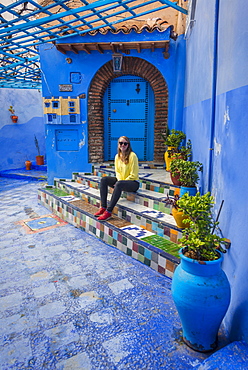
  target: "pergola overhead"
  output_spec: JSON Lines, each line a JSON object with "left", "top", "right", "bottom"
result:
{"left": 0, "top": 0, "right": 187, "bottom": 89}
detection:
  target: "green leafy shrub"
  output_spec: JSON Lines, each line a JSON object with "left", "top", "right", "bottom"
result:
{"left": 177, "top": 192, "right": 226, "bottom": 261}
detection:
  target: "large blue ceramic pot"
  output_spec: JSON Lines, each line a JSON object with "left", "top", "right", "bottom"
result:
{"left": 171, "top": 248, "right": 231, "bottom": 352}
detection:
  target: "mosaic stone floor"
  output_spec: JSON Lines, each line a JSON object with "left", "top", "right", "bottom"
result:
{"left": 0, "top": 177, "right": 230, "bottom": 370}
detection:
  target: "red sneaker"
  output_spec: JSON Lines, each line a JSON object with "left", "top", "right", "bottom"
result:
{"left": 94, "top": 207, "right": 106, "bottom": 217}
{"left": 97, "top": 210, "right": 112, "bottom": 221}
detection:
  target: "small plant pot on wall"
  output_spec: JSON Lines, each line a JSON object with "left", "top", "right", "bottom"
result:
{"left": 25, "top": 160, "right": 32, "bottom": 170}
{"left": 11, "top": 115, "right": 18, "bottom": 123}
{"left": 171, "top": 248, "right": 230, "bottom": 352}
{"left": 36, "top": 155, "right": 44, "bottom": 166}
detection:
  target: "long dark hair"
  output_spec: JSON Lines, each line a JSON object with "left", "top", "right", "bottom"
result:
{"left": 117, "top": 136, "right": 133, "bottom": 164}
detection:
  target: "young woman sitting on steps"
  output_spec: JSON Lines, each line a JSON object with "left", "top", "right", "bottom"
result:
{"left": 94, "top": 136, "right": 139, "bottom": 221}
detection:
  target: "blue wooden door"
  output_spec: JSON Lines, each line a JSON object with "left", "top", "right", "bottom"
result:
{"left": 104, "top": 75, "right": 154, "bottom": 161}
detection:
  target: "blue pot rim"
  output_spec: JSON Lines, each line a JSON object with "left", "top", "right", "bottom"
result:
{"left": 180, "top": 186, "right": 196, "bottom": 190}
{"left": 179, "top": 247, "right": 223, "bottom": 265}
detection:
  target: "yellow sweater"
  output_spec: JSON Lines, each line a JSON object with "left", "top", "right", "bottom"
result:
{"left": 115, "top": 152, "right": 139, "bottom": 181}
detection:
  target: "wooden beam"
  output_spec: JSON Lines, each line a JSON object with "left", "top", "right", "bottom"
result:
{"left": 56, "top": 45, "right": 67, "bottom": 55}
{"left": 119, "top": 43, "right": 125, "bottom": 52}
{"left": 82, "top": 44, "right": 91, "bottom": 54}
{"left": 95, "top": 43, "right": 104, "bottom": 54}
{"left": 151, "top": 42, "right": 155, "bottom": 52}
{"left": 136, "top": 43, "right": 141, "bottom": 53}
{"left": 69, "top": 45, "right": 78, "bottom": 54}
{"left": 110, "top": 43, "right": 117, "bottom": 53}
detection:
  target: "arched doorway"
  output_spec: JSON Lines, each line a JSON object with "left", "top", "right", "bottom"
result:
{"left": 88, "top": 56, "right": 168, "bottom": 163}
{"left": 103, "top": 75, "right": 154, "bottom": 161}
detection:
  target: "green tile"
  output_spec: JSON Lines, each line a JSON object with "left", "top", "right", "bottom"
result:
{"left": 48, "top": 188, "right": 69, "bottom": 196}
{"left": 144, "top": 257, "right": 151, "bottom": 266}
{"left": 141, "top": 235, "right": 180, "bottom": 257}
{"left": 138, "top": 254, "right": 145, "bottom": 263}
{"left": 126, "top": 248, "right": 132, "bottom": 256}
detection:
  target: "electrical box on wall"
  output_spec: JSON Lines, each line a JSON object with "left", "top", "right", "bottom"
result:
{"left": 43, "top": 96, "right": 81, "bottom": 124}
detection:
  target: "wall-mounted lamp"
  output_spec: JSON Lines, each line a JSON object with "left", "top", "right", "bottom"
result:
{"left": 66, "top": 57, "right": 72, "bottom": 64}
{"left": 112, "top": 53, "right": 123, "bottom": 72}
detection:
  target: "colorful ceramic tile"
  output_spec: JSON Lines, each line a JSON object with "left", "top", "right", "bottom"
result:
{"left": 120, "top": 225, "right": 154, "bottom": 239}
{"left": 16, "top": 214, "right": 67, "bottom": 234}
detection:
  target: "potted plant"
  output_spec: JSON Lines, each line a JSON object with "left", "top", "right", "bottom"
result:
{"left": 34, "top": 135, "right": 44, "bottom": 165}
{"left": 25, "top": 159, "right": 32, "bottom": 170}
{"left": 163, "top": 193, "right": 190, "bottom": 229}
{"left": 170, "top": 159, "right": 203, "bottom": 196}
{"left": 169, "top": 140, "right": 191, "bottom": 185}
{"left": 171, "top": 192, "right": 231, "bottom": 352}
{"left": 160, "top": 129, "right": 186, "bottom": 171}
{"left": 177, "top": 139, "right": 192, "bottom": 161}
{"left": 8, "top": 106, "right": 18, "bottom": 123}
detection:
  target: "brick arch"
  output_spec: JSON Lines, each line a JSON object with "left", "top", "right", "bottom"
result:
{"left": 88, "top": 56, "right": 168, "bottom": 163}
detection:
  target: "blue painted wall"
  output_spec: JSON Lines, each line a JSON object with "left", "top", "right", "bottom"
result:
{"left": 39, "top": 27, "right": 186, "bottom": 183}
{"left": 0, "top": 88, "right": 45, "bottom": 171}
{"left": 183, "top": 0, "right": 248, "bottom": 342}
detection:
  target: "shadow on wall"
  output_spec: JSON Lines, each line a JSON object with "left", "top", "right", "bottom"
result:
{"left": 0, "top": 117, "right": 45, "bottom": 171}
{"left": 229, "top": 300, "right": 248, "bottom": 342}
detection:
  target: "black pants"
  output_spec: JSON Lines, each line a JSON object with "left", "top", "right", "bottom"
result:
{"left": 100, "top": 176, "right": 139, "bottom": 212}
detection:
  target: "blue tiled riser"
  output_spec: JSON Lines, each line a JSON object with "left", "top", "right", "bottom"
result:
{"left": 38, "top": 189, "right": 179, "bottom": 278}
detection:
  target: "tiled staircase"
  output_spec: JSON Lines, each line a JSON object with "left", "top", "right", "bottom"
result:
{"left": 38, "top": 163, "right": 184, "bottom": 278}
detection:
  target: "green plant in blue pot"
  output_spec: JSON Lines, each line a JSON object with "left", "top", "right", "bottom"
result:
{"left": 170, "top": 158, "right": 203, "bottom": 196}
{"left": 171, "top": 192, "right": 231, "bottom": 352}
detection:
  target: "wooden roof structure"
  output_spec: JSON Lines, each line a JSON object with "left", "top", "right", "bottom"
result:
{"left": 0, "top": 0, "right": 187, "bottom": 89}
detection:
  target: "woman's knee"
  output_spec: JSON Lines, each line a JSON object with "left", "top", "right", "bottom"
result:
{"left": 100, "top": 177, "right": 108, "bottom": 185}
{"left": 114, "top": 181, "right": 123, "bottom": 191}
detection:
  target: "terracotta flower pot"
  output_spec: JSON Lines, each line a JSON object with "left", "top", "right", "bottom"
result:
{"left": 25, "top": 160, "right": 32, "bottom": 170}
{"left": 170, "top": 171, "right": 182, "bottom": 186}
{"left": 11, "top": 115, "right": 18, "bottom": 123}
{"left": 36, "top": 155, "right": 44, "bottom": 165}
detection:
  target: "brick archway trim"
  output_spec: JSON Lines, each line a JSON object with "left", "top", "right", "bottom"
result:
{"left": 88, "top": 56, "right": 168, "bottom": 163}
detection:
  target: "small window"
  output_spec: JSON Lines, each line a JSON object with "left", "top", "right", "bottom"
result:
{"left": 69, "top": 108, "right": 75, "bottom": 113}
{"left": 69, "top": 101, "right": 75, "bottom": 107}
{"left": 70, "top": 115, "right": 76, "bottom": 123}
{"left": 48, "top": 114, "right": 53, "bottom": 122}
{"left": 53, "top": 114, "right": 57, "bottom": 119}
{"left": 45, "top": 102, "right": 50, "bottom": 108}
{"left": 53, "top": 101, "right": 59, "bottom": 108}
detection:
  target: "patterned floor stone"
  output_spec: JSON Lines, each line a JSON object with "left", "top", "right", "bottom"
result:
{"left": 0, "top": 178, "right": 230, "bottom": 370}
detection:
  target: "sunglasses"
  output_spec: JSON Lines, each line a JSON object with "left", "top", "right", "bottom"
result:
{"left": 119, "top": 141, "right": 128, "bottom": 146}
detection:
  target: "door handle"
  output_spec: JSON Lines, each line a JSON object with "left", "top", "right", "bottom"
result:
{"left": 112, "top": 109, "right": 116, "bottom": 113}
{"left": 126, "top": 100, "right": 130, "bottom": 106}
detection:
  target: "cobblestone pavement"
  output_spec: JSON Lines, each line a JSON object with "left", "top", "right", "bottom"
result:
{"left": 0, "top": 178, "right": 217, "bottom": 370}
